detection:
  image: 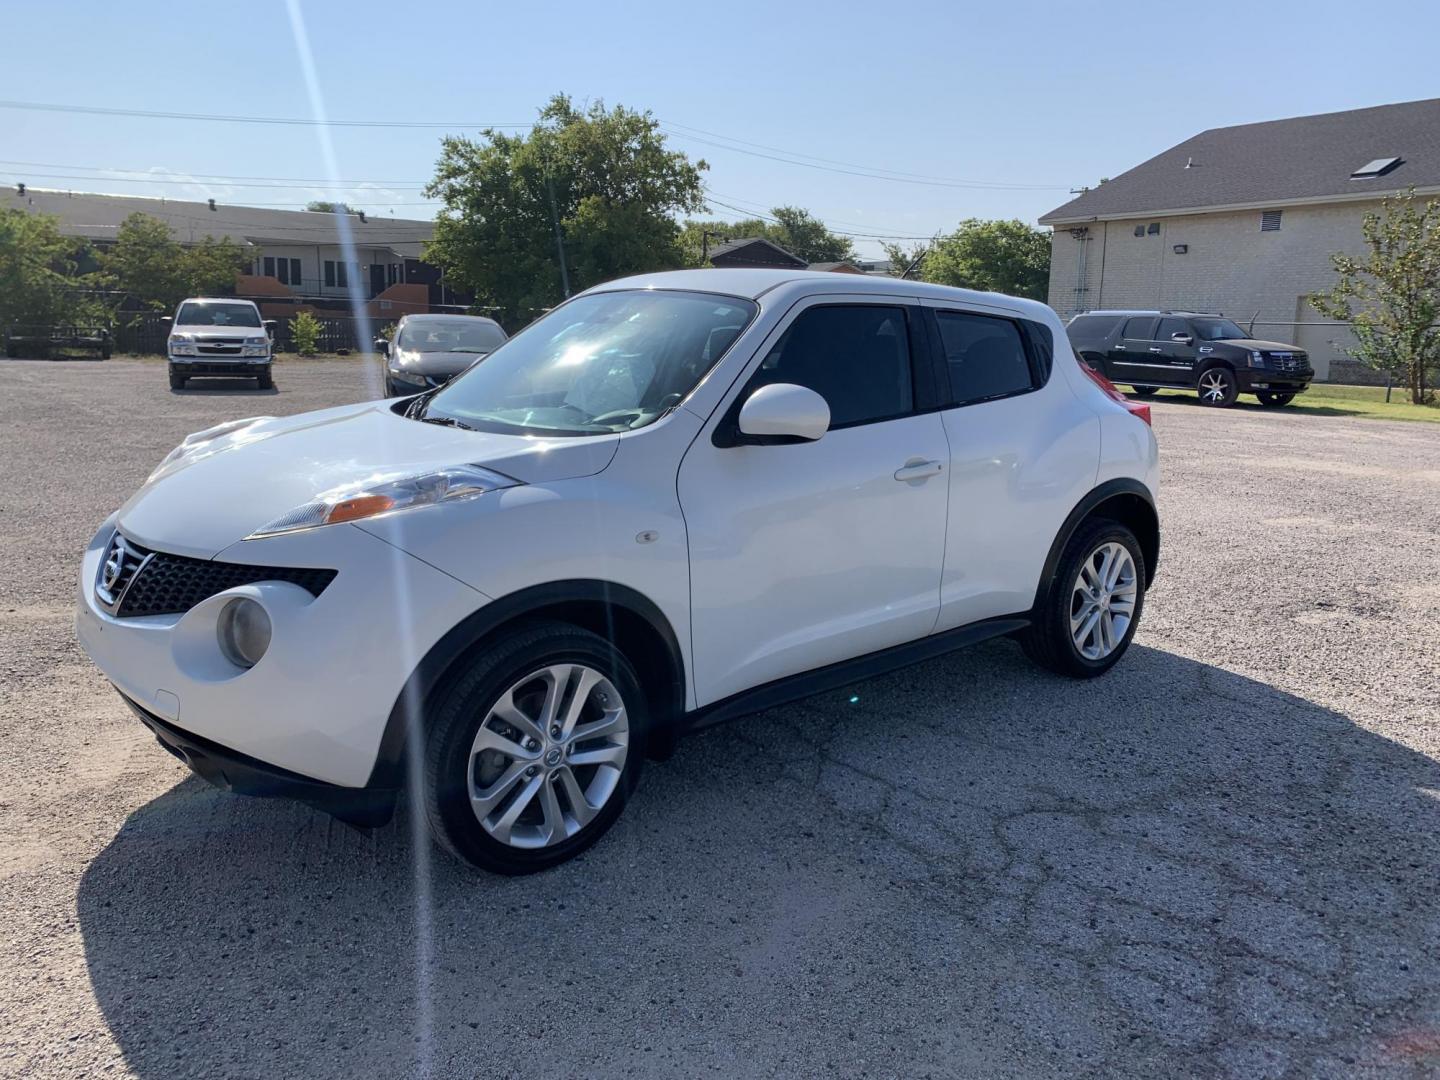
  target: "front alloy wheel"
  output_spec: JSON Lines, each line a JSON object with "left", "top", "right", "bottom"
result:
{"left": 423, "top": 622, "right": 646, "bottom": 874}
{"left": 468, "top": 664, "right": 629, "bottom": 849}
{"left": 1197, "top": 367, "right": 1238, "bottom": 406}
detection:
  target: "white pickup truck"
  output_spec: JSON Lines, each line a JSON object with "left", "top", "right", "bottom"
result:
{"left": 165, "top": 298, "right": 275, "bottom": 390}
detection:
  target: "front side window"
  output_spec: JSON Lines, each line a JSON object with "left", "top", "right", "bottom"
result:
{"left": 174, "top": 302, "right": 262, "bottom": 328}
{"left": 1190, "top": 317, "right": 1248, "bottom": 341}
{"left": 750, "top": 305, "right": 913, "bottom": 427}
{"left": 1157, "top": 317, "right": 1190, "bottom": 341}
{"left": 934, "top": 311, "right": 1034, "bottom": 405}
{"left": 422, "top": 289, "right": 758, "bottom": 437}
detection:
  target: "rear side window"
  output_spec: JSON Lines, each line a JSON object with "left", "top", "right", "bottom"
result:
{"left": 1121, "top": 316, "right": 1157, "bottom": 340}
{"left": 934, "top": 311, "right": 1035, "bottom": 406}
{"left": 752, "top": 305, "right": 913, "bottom": 427}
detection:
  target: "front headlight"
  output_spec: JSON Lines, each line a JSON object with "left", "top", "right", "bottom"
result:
{"left": 170, "top": 335, "right": 197, "bottom": 356}
{"left": 1248, "top": 350, "right": 1266, "bottom": 367}
{"left": 148, "top": 416, "right": 275, "bottom": 483}
{"left": 248, "top": 465, "right": 519, "bottom": 538}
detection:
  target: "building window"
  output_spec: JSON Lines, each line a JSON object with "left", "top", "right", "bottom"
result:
{"left": 324, "top": 260, "right": 336, "bottom": 287}
{"left": 336, "top": 261, "right": 348, "bottom": 288}
{"left": 1146, "top": 222, "right": 1160, "bottom": 235}
{"left": 291, "top": 258, "right": 303, "bottom": 287}
{"left": 263, "top": 256, "right": 276, "bottom": 278}
{"left": 1261, "top": 210, "right": 1282, "bottom": 232}
{"left": 1133, "top": 225, "right": 1144, "bottom": 237}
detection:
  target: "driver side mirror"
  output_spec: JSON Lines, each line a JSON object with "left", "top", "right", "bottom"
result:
{"left": 160, "top": 316, "right": 172, "bottom": 324}
{"left": 1171, "top": 332, "right": 1193, "bottom": 345}
{"left": 263, "top": 319, "right": 278, "bottom": 337}
{"left": 374, "top": 337, "right": 390, "bottom": 354}
{"left": 734, "top": 383, "right": 830, "bottom": 444}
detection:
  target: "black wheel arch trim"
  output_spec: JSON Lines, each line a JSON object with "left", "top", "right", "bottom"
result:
{"left": 366, "top": 579, "right": 687, "bottom": 791}
{"left": 1036, "top": 479, "right": 1160, "bottom": 603}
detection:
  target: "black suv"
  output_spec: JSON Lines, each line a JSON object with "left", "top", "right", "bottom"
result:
{"left": 1065, "top": 311, "right": 1313, "bottom": 407}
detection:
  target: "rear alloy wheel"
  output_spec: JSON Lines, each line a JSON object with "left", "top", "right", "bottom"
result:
{"left": 1020, "top": 519, "right": 1145, "bottom": 678}
{"left": 1197, "top": 366, "right": 1238, "bottom": 407}
{"left": 423, "top": 622, "right": 646, "bottom": 874}
{"left": 1256, "top": 391, "right": 1294, "bottom": 407}
{"left": 1130, "top": 385, "right": 1159, "bottom": 397}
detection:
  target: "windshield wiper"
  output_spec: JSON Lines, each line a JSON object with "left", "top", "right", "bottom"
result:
{"left": 419, "top": 413, "right": 477, "bottom": 431}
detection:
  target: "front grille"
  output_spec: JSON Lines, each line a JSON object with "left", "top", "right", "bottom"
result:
{"left": 98, "top": 532, "right": 336, "bottom": 618}
{"left": 1266, "top": 351, "right": 1311, "bottom": 373}
{"left": 198, "top": 339, "right": 245, "bottom": 355}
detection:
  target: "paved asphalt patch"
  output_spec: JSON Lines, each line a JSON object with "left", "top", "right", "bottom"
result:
{"left": 2, "top": 358, "right": 1439, "bottom": 1078}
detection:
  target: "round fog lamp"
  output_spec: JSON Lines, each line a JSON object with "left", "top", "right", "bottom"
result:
{"left": 217, "top": 597, "right": 272, "bottom": 669}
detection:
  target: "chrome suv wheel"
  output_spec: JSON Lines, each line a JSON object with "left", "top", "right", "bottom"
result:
{"left": 1020, "top": 519, "right": 1146, "bottom": 678}
{"left": 1197, "top": 366, "right": 1238, "bottom": 407}
{"left": 423, "top": 622, "right": 646, "bottom": 874}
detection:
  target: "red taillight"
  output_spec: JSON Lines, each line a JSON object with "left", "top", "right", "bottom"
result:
{"left": 1080, "top": 361, "right": 1152, "bottom": 427}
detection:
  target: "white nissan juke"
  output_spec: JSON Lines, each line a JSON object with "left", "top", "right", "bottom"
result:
{"left": 77, "top": 270, "right": 1159, "bottom": 874}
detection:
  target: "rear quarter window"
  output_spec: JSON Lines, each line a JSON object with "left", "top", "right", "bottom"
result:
{"left": 1065, "top": 315, "right": 1121, "bottom": 350}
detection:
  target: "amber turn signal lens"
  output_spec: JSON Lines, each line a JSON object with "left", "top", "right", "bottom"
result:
{"left": 325, "top": 493, "right": 397, "bottom": 524}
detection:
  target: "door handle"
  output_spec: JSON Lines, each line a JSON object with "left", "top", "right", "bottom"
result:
{"left": 894, "top": 458, "right": 943, "bottom": 483}
{"left": 1148, "top": 347, "right": 1163, "bottom": 353}
{"left": 1114, "top": 344, "right": 1127, "bottom": 351}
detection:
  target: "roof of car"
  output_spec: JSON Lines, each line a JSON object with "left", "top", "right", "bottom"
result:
{"left": 583, "top": 268, "right": 1054, "bottom": 318}
{"left": 1074, "top": 310, "right": 1222, "bottom": 318}
{"left": 179, "top": 297, "right": 259, "bottom": 306}
{"left": 400, "top": 312, "right": 501, "bottom": 324}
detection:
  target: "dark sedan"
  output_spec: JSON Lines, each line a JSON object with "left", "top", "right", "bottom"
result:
{"left": 381, "top": 314, "right": 508, "bottom": 397}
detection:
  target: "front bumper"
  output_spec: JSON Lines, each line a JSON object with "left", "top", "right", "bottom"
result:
{"left": 76, "top": 516, "right": 488, "bottom": 789}
{"left": 170, "top": 357, "right": 271, "bottom": 375}
{"left": 1237, "top": 369, "right": 1312, "bottom": 393}
{"left": 120, "top": 691, "right": 397, "bottom": 826}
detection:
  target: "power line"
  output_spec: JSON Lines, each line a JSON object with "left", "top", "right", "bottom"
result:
{"left": 0, "top": 98, "right": 1070, "bottom": 191}
{"left": 0, "top": 159, "right": 432, "bottom": 187}
{"left": 669, "top": 121, "right": 1065, "bottom": 190}
{"left": 0, "top": 99, "right": 529, "bottom": 129}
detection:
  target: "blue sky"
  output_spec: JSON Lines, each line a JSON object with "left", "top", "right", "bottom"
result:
{"left": 4, "top": 0, "right": 1439, "bottom": 258}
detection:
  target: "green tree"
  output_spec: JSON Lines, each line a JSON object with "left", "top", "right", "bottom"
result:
{"left": 916, "top": 218, "right": 1051, "bottom": 300}
{"left": 101, "top": 213, "right": 185, "bottom": 311}
{"left": 880, "top": 240, "right": 932, "bottom": 279}
{"left": 306, "top": 200, "right": 361, "bottom": 215}
{"left": 681, "top": 206, "right": 856, "bottom": 266}
{"left": 424, "top": 94, "right": 708, "bottom": 328}
{"left": 1311, "top": 189, "right": 1440, "bottom": 405}
{"left": 291, "top": 310, "right": 322, "bottom": 356}
{"left": 0, "top": 208, "right": 89, "bottom": 330}
{"left": 99, "top": 213, "right": 247, "bottom": 311}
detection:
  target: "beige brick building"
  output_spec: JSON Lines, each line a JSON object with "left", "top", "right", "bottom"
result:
{"left": 1040, "top": 99, "right": 1440, "bottom": 382}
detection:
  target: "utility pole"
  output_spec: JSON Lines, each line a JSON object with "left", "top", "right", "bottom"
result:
{"left": 701, "top": 230, "right": 727, "bottom": 264}
{"left": 544, "top": 172, "right": 571, "bottom": 299}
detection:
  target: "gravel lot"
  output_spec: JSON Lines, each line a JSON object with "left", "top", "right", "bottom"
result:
{"left": 3, "top": 357, "right": 1439, "bottom": 1079}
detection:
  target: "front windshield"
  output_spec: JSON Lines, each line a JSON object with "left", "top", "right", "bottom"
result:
{"left": 398, "top": 318, "right": 507, "bottom": 354}
{"left": 175, "top": 302, "right": 262, "bottom": 328}
{"left": 420, "top": 289, "right": 757, "bottom": 436}
{"left": 1190, "top": 317, "right": 1247, "bottom": 341}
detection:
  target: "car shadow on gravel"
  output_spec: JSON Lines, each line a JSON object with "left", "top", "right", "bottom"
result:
{"left": 171, "top": 380, "right": 279, "bottom": 396}
{"left": 77, "top": 642, "right": 1440, "bottom": 1078}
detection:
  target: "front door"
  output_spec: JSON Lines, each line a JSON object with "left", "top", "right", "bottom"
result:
{"left": 678, "top": 300, "right": 950, "bottom": 706}
{"left": 1154, "top": 316, "right": 1197, "bottom": 381}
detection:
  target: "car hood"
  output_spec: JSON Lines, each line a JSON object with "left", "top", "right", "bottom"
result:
{"left": 392, "top": 350, "right": 490, "bottom": 377}
{"left": 172, "top": 325, "right": 265, "bottom": 338}
{"left": 116, "top": 400, "right": 618, "bottom": 558}
{"left": 1217, "top": 338, "right": 1303, "bottom": 352}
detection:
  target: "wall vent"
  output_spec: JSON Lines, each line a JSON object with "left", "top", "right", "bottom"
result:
{"left": 1260, "top": 210, "right": 1282, "bottom": 232}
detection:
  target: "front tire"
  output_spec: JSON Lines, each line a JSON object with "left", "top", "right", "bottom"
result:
{"left": 1021, "top": 519, "right": 1146, "bottom": 678}
{"left": 423, "top": 622, "right": 647, "bottom": 875}
{"left": 1256, "top": 391, "right": 1294, "bottom": 407}
{"left": 1196, "top": 366, "right": 1238, "bottom": 407}
{"left": 257, "top": 369, "right": 274, "bottom": 390}
{"left": 169, "top": 371, "right": 186, "bottom": 390}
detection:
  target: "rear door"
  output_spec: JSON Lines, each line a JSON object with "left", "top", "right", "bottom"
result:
{"left": 1109, "top": 316, "right": 1169, "bottom": 387}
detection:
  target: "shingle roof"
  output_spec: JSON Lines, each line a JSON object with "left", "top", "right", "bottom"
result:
{"left": 1040, "top": 98, "right": 1440, "bottom": 225}
{"left": 1, "top": 188, "right": 434, "bottom": 256}
{"left": 706, "top": 236, "right": 807, "bottom": 267}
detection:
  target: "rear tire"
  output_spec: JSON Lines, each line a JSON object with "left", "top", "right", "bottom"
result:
{"left": 169, "top": 371, "right": 186, "bottom": 390}
{"left": 1196, "top": 366, "right": 1238, "bottom": 407}
{"left": 1130, "top": 385, "right": 1159, "bottom": 397}
{"left": 1256, "top": 391, "right": 1294, "bottom": 407}
{"left": 1020, "top": 519, "right": 1146, "bottom": 679}
{"left": 423, "top": 621, "right": 648, "bottom": 875}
